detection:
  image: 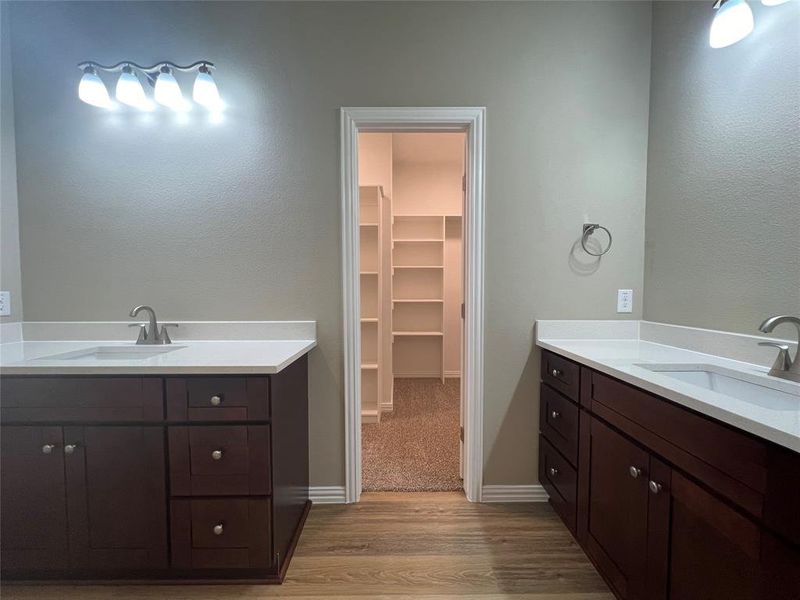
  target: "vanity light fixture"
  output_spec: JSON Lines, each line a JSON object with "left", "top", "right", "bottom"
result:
{"left": 153, "top": 66, "right": 187, "bottom": 110}
{"left": 77, "top": 61, "right": 219, "bottom": 111}
{"left": 710, "top": 0, "right": 755, "bottom": 48}
{"left": 192, "top": 64, "right": 222, "bottom": 110}
{"left": 115, "top": 65, "right": 150, "bottom": 109}
{"left": 78, "top": 65, "right": 112, "bottom": 109}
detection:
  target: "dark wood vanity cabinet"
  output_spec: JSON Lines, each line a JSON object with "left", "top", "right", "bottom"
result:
{"left": 0, "top": 354, "right": 310, "bottom": 583}
{"left": 539, "top": 350, "right": 800, "bottom": 600}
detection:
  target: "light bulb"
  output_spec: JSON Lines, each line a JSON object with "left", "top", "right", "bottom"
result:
{"left": 154, "top": 66, "right": 188, "bottom": 111}
{"left": 710, "top": 0, "right": 755, "bottom": 48}
{"left": 78, "top": 66, "right": 112, "bottom": 108}
{"left": 761, "top": 0, "right": 790, "bottom": 5}
{"left": 115, "top": 65, "right": 150, "bottom": 110}
{"left": 193, "top": 65, "right": 222, "bottom": 110}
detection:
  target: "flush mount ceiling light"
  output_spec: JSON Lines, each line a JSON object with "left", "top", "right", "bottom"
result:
{"left": 710, "top": 0, "right": 755, "bottom": 48}
{"left": 77, "top": 61, "right": 219, "bottom": 111}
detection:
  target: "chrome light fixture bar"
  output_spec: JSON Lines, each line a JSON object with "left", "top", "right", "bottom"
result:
{"left": 76, "top": 60, "right": 220, "bottom": 111}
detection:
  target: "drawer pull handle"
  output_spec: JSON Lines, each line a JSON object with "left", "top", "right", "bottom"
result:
{"left": 41, "top": 444, "right": 56, "bottom": 455}
{"left": 64, "top": 444, "right": 78, "bottom": 455}
{"left": 213, "top": 523, "right": 224, "bottom": 536}
{"left": 211, "top": 449, "right": 223, "bottom": 461}
{"left": 550, "top": 410, "right": 561, "bottom": 419}
{"left": 549, "top": 467, "right": 559, "bottom": 477}
{"left": 210, "top": 395, "right": 222, "bottom": 406}
{"left": 649, "top": 481, "right": 663, "bottom": 495}
{"left": 628, "top": 466, "right": 642, "bottom": 479}
{"left": 551, "top": 368, "right": 562, "bottom": 378}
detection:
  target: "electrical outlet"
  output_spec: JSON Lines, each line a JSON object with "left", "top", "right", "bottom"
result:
{"left": 0, "top": 291, "right": 10, "bottom": 316}
{"left": 617, "top": 289, "right": 633, "bottom": 314}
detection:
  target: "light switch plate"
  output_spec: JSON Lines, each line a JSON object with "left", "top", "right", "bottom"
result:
{"left": 617, "top": 289, "right": 633, "bottom": 313}
{"left": 0, "top": 291, "right": 10, "bottom": 316}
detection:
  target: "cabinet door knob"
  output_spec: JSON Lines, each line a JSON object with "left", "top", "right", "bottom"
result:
{"left": 549, "top": 467, "right": 559, "bottom": 477}
{"left": 550, "top": 410, "right": 561, "bottom": 419}
{"left": 628, "top": 466, "right": 642, "bottom": 479}
{"left": 210, "top": 395, "right": 222, "bottom": 406}
{"left": 211, "top": 449, "right": 223, "bottom": 461}
{"left": 64, "top": 444, "right": 78, "bottom": 455}
{"left": 41, "top": 444, "right": 56, "bottom": 455}
{"left": 649, "top": 481, "right": 663, "bottom": 495}
{"left": 213, "top": 523, "right": 224, "bottom": 536}
{"left": 551, "top": 368, "right": 562, "bottom": 378}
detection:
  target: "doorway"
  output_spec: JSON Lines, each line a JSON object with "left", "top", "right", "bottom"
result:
{"left": 341, "top": 107, "right": 486, "bottom": 503}
{"left": 358, "top": 132, "right": 464, "bottom": 492}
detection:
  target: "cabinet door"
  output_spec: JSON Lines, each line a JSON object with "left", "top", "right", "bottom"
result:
{"left": 64, "top": 426, "right": 168, "bottom": 570}
{"left": 668, "top": 471, "right": 766, "bottom": 600}
{"left": 0, "top": 426, "right": 69, "bottom": 570}
{"left": 585, "top": 418, "right": 650, "bottom": 599}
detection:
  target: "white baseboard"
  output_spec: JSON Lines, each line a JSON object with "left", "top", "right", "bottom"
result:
{"left": 481, "top": 485, "right": 549, "bottom": 503}
{"left": 380, "top": 402, "right": 394, "bottom": 412}
{"left": 309, "top": 486, "right": 347, "bottom": 504}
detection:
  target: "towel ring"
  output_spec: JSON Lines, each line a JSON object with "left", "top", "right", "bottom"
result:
{"left": 581, "top": 223, "right": 612, "bottom": 257}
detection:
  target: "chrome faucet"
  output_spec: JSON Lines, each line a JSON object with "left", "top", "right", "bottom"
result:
{"left": 129, "top": 305, "right": 177, "bottom": 345}
{"left": 758, "top": 315, "right": 800, "bottom": 383}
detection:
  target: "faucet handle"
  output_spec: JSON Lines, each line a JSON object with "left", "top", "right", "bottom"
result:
{"left": 128, "top": 323, "right": 148, "bottom": 344}
{"left": 758, "top": 342, "right": 792, "bottom": 372}
{"left": 159, "top": 323, "right": 178, "bottom": 344}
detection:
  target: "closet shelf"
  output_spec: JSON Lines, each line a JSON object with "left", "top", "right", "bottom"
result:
{"left": 360, "top": 271, "right": 378, "bottom": 275}
{"left": 360, "top": 317, "right": 378, "bottom": 323}
{"left": 393, "top": 331, "right": 444, "bottom": 336}
{"left": 393, "top": 238, "right": 444, "bottom": 243}
{"left": 360, "top": 222, "right": 378, "bottom": 227}
{"left": 361, "top": 363, "right": 378, "bottom": 370}
{"left": 393, "top": 265, "right": 444, "bottom": 269}
{"left": 392, "top": 298, "right": 444, "bottom": 303}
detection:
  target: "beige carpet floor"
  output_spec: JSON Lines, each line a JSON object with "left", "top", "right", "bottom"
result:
{"left": 362, "top": 378, "right": 462, "bottom": 492}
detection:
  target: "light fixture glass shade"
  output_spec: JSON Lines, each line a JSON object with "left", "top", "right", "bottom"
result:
{"left": 710, "top": 0, "right": 755, "bottom": 48}
{"left": 78, "top": 67, "right": 112, "bottom": 108}
{"left": 761, "top": 0, "right": 790, "bottom": 6}
{"left": 154, "top": 66, "right": 188, "bottom": 110}
{"left": 193, "top": 67, "right": 222, "bottom": 110}
{"left": 115, "top": 66, "right": 150, "bottom": 109}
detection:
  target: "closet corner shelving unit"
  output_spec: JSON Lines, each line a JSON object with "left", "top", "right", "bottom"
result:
{"left": 391, "top": 215, "right": 453, "bottom": 383}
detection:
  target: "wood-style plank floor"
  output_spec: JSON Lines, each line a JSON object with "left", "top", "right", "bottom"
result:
{"left": 2, "top": 492, "right": 612, "bottom": 599}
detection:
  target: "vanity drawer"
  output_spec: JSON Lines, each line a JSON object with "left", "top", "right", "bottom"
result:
{"left": 540, "top": 383, "right": 579, "bottom": 467}
{"left": 541, "top": 351, "right": 580, "bottom": 403}
{"left": 169, "top": 425, "right": 271, "bottom": 496}
{"left": 166, "top": 377, "right": 270, "bottom": 421}
{"left": 170, "top": 497, "right": 273, "bottom": 570}
{"left": 0, "top": 377, "right": 163, "bottom": 422}
{"left": 539, "top": 434, "right": 577, "bottom": 534}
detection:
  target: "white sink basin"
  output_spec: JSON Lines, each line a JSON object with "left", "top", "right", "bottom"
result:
{"left": 37, "top": 345, "right": 186, "bottom": 361}
{"left": 637, "top": 363, "right": 800, "bottom": 410}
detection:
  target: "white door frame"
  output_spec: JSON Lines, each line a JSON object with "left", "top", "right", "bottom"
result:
{"left": 340, "top": 107, "right": 486, "bottom": 503}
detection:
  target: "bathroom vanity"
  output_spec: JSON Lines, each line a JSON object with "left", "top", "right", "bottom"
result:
{"left": 536, "top": 324, "right": 800, "bottom": 600}
{"left": 0, "top": 325, "right": 315, "bottom": 583}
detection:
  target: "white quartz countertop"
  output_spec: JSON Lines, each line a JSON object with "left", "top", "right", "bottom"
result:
{"left": 0, "top": 339, "right": 316, "bottom": 375}
{"left": 536, "top": 337, "right": 800, "bottom": 453}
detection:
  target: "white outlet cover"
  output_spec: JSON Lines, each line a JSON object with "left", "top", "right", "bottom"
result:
{"left": 617, "top": 289, "right": 633, "bottom": 314}
{"left": 0, "top": 291, "right": 10, "bottom": 316}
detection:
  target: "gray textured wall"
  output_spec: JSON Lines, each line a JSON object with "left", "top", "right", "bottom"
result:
{"left": 1, "top": 3, "right": 23, "bottom": 322}
{"left": 7, "top": 1, "right": 651, "bottom": 487}
{"left": 644, "top": 1, "right": 800, "bottom": 335}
